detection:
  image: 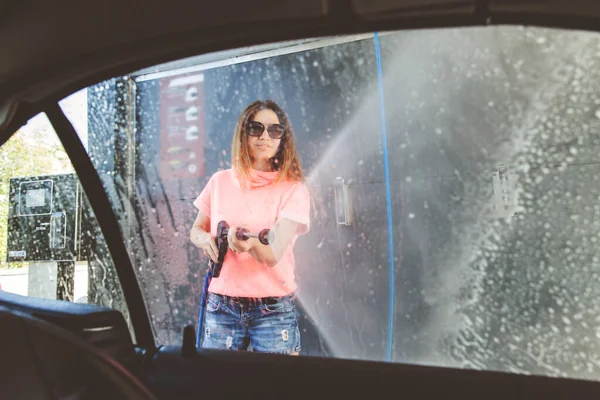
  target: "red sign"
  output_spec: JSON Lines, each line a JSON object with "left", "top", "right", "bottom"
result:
{"left": 159, "top": 73, "right": 206, "bottom": 181}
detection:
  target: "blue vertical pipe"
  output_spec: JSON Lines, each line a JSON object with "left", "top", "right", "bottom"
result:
{"left": 374, "top": 32, "right": 395, "bottom": 362}
{"left": 196, "top": 269, "right": 212, "bottom": 348}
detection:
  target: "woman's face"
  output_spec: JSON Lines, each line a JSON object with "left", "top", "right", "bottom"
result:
{"left": 247, "top": 108, "right": 282, "bottom": 163}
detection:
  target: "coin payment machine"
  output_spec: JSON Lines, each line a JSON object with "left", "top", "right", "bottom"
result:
{"left": 6, "top": 174, "right": 84, "bottom": 301}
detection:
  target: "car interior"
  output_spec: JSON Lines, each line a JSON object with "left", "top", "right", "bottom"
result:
{"left": 2, "top": 1, "right": 600, "bottom": 399}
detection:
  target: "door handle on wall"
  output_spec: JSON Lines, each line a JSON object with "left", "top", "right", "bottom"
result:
{"left": 334, "top": 177, "right": 353, "bottom": 226}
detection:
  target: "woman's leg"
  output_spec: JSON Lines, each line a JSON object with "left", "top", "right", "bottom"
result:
{"left": 247, "top": 296, "right": 301, "bottom": 355}
{"left": 201, "top": 293, "right": 249, "bottom": 351}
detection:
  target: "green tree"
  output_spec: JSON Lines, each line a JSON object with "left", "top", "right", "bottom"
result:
{"left": 0, "top": 128, "right": 73, "bottom": 268}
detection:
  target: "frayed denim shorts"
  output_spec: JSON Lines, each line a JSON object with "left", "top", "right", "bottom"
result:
{"left": 201, "top": 291, "right": 300, "bottom": 354}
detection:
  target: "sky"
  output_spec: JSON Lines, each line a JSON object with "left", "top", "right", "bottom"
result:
{"left": 18, "top": 88, "right": 88, "bottom": 151}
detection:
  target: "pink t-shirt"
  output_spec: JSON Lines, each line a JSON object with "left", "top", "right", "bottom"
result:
{"left": 193, "top": 168, "right": 310, "bottom": 297}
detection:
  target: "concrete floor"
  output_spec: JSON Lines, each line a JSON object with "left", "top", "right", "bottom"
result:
{"left": 0, "top": 261, "right": 88, "bottom": 302}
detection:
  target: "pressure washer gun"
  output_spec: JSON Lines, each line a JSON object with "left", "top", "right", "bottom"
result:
{"left": 196, "top": 220, "right": 274, "bottom": 347}
{"left": 210, "top": 220, "right": 273, "bottom": 277}
{"left": 209, "top": 221, "right": 231, "bottom": 278}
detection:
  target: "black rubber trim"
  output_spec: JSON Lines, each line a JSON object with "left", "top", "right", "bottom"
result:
{"left": 45, "top": 102, "right": 156, "bottom": 351}
{"left": 474, "top": 0, "right": 490, "bottom": 20}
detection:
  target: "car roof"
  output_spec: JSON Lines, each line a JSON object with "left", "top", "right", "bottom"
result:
{"left": 1, "top": 0, "right": 600, "bottom": 137}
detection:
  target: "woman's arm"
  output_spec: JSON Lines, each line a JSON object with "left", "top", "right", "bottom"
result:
{"left": 190, "top": 211, "right": 218, "bottom": 263}
{"left": 228, "top": 218, "right": 300, "bottom": 267}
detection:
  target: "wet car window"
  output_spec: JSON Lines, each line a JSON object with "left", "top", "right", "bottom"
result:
{"left": 56, "top": 25, "right": 600, "bottom": 379}
{"left": 0, "top": 111, "right": 132, "bottom": 334}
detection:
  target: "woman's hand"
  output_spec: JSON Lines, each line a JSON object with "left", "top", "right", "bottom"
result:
{"left": 190, "top": 211, "right": 219, "bottom": 262}
{"left": 227, "top": 226, "right": 255, "bottom": 254}
{"left": 197, "top": 232, "right": 219, "bottom": 263}
{"left": 247, "top": 218, "right": 300, "bottom": 267}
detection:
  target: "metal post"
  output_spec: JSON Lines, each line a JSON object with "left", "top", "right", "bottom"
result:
{"left": 56, "top": 261, "right": 75, "bottom": 301}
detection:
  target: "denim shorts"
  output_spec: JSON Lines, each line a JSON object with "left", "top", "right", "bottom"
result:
{"left": 201, "top": 292, "right": 301, "bottom": 354}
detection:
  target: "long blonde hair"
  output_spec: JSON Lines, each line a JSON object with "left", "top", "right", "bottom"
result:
{"left": 231, "top": 100, "right": 305, "bottom": 184}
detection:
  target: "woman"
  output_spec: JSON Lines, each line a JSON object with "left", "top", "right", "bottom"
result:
{"left": 190, "top": 100, "right": 310, "bottom": 355}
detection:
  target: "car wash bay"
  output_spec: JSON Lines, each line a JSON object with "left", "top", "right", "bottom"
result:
{"left": 86, "top": 34, "right": 404, "bottom": 361}
{"left": 86, "top": 27, "right": 600, "bottom": 369}
{"left": 124, "top": 35, "right": 399, "bottom": 360}
{"left": 86, "top": 32, "right": 507, "bottom": 362}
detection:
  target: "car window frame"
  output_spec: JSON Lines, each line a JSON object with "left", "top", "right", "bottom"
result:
{"left": 3, "top": 5, "right": 600, "bottom": 367}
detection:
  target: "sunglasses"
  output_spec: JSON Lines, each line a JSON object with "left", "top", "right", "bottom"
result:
{"left": 247, "top": 121, "right": 285, "bottom": 139}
